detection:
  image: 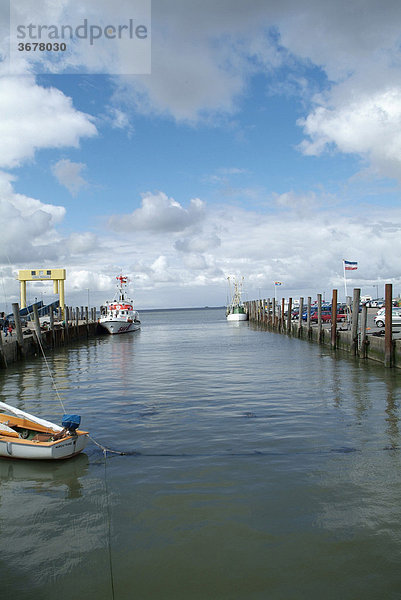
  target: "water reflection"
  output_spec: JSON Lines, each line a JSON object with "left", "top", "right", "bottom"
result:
{"left": 2, "top": 310, "right": 401, "bottom": 598}
{"left": 385, "top": 379, "right": 400, "bottom": 448}
{"left": 0, "top": 453, "right": 89, "bottom": 499}
{"left": 0, "top": 454, "right": 111, "bottom": 596}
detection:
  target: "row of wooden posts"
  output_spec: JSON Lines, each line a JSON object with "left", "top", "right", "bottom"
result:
{"left": 0, "top": 302, "right": 100, "bottom": 368}
{"left": 245, "top": 283, "right": 397, "bottom": 368}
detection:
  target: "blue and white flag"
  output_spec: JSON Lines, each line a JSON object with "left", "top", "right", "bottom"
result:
{"left": 343, "top": 260, "right": 358, "bottom": 271}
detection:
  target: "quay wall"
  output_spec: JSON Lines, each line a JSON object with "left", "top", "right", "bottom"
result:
{"left": 244, "top": 284, "right": 400, "bottom": 369}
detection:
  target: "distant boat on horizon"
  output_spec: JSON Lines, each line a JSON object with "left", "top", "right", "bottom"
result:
{"left": 226, "top": 276, "right": 248, "bottom": 322}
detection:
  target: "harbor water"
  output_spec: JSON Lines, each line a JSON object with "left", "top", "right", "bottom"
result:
{"left": 2, "top": 307, "right": 401, "bottom": 599}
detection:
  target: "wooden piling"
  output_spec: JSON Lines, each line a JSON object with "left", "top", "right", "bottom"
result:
{"left": 0, "top": 320, "right": 7, "bottom": 368}
{"left": 287, "top": 298, "right": 292, "bottom": 334}
{"left": 64, "top": 306, "right": 69, "bottom": 342}
{"left": 317, "top": 294, "right": 322, "bottom": 343}
{"left": 32, "top": 303, "right": 42, "bottom": 346}
{"left": 385, "top": 283, "right": 393, "bottom": 367}
{"left": 360, "top": 304, "right": 368, "bottom": 358}
{"left": 49, "top": 308, "right": 55, "bottom": 347}
{"left": 350, "top": 288, "right": 360, "bottom": 355}
{"left": 12, "top": 303, "right": 24, "bottom": 358}
{"left": 298, "top": 297, "right": 304, "bottom": 337}
{"left": 307, "top": 296, "right": 311, "bottom": 337}
{"left": 331, "top": 289, "right": 338, "bottom": 349}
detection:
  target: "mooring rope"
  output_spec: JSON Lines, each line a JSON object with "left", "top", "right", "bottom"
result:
{"left": 25, "top": 304, "right": 67, "bottom": 413}
{"left": 89, "top": 434, "right": 126, "bottom": 456}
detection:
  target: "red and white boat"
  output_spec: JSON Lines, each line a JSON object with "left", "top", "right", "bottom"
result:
{"left": 99, "top": 275, "right": 141, "bottom": 335}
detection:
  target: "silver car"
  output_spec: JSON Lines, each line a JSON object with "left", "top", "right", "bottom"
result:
{"left": 374, "top": 308, "right": 401, "bottom": 328}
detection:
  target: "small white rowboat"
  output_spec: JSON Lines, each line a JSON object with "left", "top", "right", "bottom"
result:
{"left": 0, "top": 401, "right": 89, "bottom": 460}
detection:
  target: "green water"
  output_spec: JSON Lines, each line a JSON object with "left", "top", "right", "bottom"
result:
{"left": 1, "top": 308, "right": 401, "bottom": 599}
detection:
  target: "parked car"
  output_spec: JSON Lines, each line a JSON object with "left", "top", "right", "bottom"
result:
{"left": 311, "top": 309, "right": 347, "bottom": 323}
{"left": 302, "top": 306, "right": 348, "bottom": 322}
{"left": 365, "top": 298, "right": 384, "bottom": 308}
{"left": 374, "top": 308, "right": 401, "bottom": 328}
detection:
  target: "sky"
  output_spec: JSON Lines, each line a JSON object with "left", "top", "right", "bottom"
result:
{"left": 1, "top": 0, "right": 401, "bottom": 310}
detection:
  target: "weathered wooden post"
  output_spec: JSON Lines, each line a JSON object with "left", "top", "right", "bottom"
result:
{"left": 331, "top": 289, "right": 338, "bottom": 349}
{"left": 75, "top": 306, "right": 79, "bottom": 336}
{"left": 307, "top": 296, "right": 311, "bottom": 337}
{"left": 281, "top": 298, "right": 285, "bottom": 331}
{"left": 272, "top": 298, "right": 276, "bottom": 328}
{"left": 0, "top": 325, "right": 7, "bottom": 368}
{"left": 266, "top": 298, "right": 271, "bottom": 326}
{"left": 317, "top": 293, "right": 322, "bottom": 343}
{"left": 64, "top": 305, "right": 69, "bottom": 342}
{"left": 385, "top": 283, "right": 393, "bottom": 367}
{"left": 12, "top": 303, "right": 24, "bottom": 358}
{"left": 287, "top": 297, "right": 292, "bottom": 335}
{"left": 360, "top": 303, "right": 368, "bottom": 358}
{"left": 346, "top": 296, "right": 352, "bottom": 329}
{"left": 32, "top": 302, "right": 42, "bottom": 346}
{"left": 49, "top": 307, "right": 55, "bottom": 347}
{"left": 350, "top": 288, "right": 360, "bottom": 355}
{"left": 298, "top": 297, "right": 304, "bottom": 337}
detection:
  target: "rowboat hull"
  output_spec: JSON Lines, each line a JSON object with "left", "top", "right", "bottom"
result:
{"left": 0, "top": 431, "right": 89, "bottom": 460}
{"left": 0, "top": 408, "right": 89, "bottom": 460}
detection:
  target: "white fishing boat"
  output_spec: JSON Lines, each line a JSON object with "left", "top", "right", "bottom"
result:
{"left": 99, "top": 275, "right": 141, "bottom": 335}
{"left": 0, "top": 401, "right": 89, "bottom": 460}
{"left": 226, "top": 276, "right": 248, "bottom": 321}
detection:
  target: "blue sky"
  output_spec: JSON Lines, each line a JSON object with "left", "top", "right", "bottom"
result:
{"left": 1, "top": 0, "right": 401, "bottom": 310}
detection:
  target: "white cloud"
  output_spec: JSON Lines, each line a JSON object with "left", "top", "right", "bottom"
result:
{"left": 299, "top": 88, "right": 401, "bottom": 178}
{"left": 103, "top": 107, "right": 134, "bottom": 135}
{"left": 0, "top": 76, "right": 97, "bottom": 168}
{"left": 66, "top": 232, "right": 98, "bottom": 254}
{"left": 67, "top": 269, "right": 111, "bottom": 292}
{"left": 0, "top": 171, "right": 102, "bottom": 269}
{"left": 174, "top": 233, "right": 221, "bottom": 254}
{"left": 107, "top": 192, "right": 206, "bottom": 233}
{"left": 52, "top": 159, "right": 88, "bottom": 196}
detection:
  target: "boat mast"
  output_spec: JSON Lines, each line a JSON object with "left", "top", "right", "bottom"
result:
{"left": 232, "top": 276, "right": 244, "bottom": 305}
